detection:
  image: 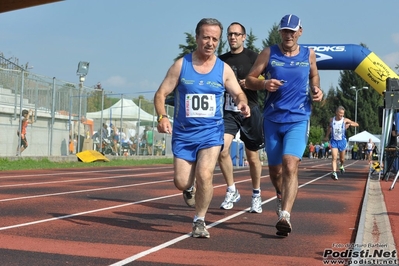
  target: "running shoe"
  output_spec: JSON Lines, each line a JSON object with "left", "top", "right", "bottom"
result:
{"left": 220, "top": 189, "right": 241, "bottom": 210}
{"left": 276, "top": 193, "right": 282, "bottom": 216}
{"left": 331, "top": 171, "right": 338, "bottom": 180}
{"left": 183, "top": 187, "right": 196, "bottom": 208}
{"left": 192, "top": 220, "right": 210, "bottom": 238}
{"left": 276, "top": 210, "right": 292, "bottom": 237}
{"left": 340, "top": 165, "right": 345, "bottom": 174}
{"left": 249, "top": 194, "right": 262, "bottom": 213}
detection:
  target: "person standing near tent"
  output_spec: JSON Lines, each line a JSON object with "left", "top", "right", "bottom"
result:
{"left": 325, "top": 106, "right": 358, "bottom": 180}
{"left": 352, "top": 142, "right": 359, "bottom": 160}
{"left": 366, "top": 138, "right": 375, "bottom": 164}
{"left": 146, "top": 126, "right": 153, "bottom": 155}
{"left": 308, "top": 142, "right": 314, "bottom": 158}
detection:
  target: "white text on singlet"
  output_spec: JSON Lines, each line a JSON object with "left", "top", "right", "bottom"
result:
{"left": 185, "top": 94, "right": 216, "bottom": 117}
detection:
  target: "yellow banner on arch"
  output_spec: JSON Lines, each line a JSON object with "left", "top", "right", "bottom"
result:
{"left": 355, "top": 52, "right": 399, "bottom": 95}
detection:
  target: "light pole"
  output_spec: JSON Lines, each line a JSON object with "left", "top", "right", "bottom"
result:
{"left": 76, "top": 61, "right": 90, "bottom": 153}
{"left": 95, "top": 82, "right": 104, "bottom": 152}
{"left": 350, "top": 86, "right": 368, "bottom": 135}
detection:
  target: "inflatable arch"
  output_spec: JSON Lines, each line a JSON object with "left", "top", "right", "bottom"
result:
{"left": 302, "top": 44, "right": 399, "bottom": 95}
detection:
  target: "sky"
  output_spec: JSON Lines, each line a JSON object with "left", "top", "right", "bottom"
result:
{"left": 1, "top": 0, "right": 399, "bottom": 100}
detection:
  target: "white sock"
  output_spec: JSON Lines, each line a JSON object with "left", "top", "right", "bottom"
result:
{"left": 193, "top": 215, "right": 205, "bottom": 223}
{"left": 227, "top": 184, "right": 236, "bottom": 192}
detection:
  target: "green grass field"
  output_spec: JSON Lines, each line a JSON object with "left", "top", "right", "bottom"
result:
{"left": 0, "top": 157, "right": 174, "bottom": 171}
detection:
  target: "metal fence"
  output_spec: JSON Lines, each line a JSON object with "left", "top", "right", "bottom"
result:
{"left": 0, "top": 67, "right": 91, "bottom": 119}
{"left": 0, "top": 55, "right": 174, "bottom": 157}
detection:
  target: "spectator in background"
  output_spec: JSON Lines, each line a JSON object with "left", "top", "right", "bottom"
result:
{"left": 121, "top": 132, "right": 135, "bottom": 155}
{"left": 319, "top": 142, "right": 324, "bottom": 159}
{"left": 161, "top": 137, "right": 166, "bottom": 155}
{"left": 141, "top": 129, "right": 147, "bottom": 155}
{"left": 92, "top": 123, "right": 108, "bottom": 151}
{"left": 146, "top": 127, "right": 153, "bottom": 155}
{"left": 111, "top": 124, "right": 120, "bottom": 155}
{"left": 130, "top": 135, "right": 138, "bottom": 155}
{"left": 16, "top": 109, "right": 35, "bottom": 156}
{"left": 324, "top": 140, "right": 330, "bottom": 159}
{"left": 366, "top": 138, "right": 375, "bottom": 164}
{"left": 314, "top": 143, "right": 320, "bottom": 159}
{"left": 308, "top": 142, "right": 314, "bottom": 158}
{"left": 352, "top": 142, "right": 359, "bottom": 160}
{"left": 359, "top": 143, "right": 365, "bottom": 160}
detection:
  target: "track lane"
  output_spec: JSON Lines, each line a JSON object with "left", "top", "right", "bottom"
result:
{"left": 0, "top": 159, "right": 369, "bottom": 265}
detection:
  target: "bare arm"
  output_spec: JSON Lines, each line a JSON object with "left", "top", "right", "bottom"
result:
{"left": 153, "top": 59, "right": 182, "bottom": 134}
{"left": 344, "top": 118, "right": 359, "bottom": 129}
{"left": 246, "top": 48, "right": 269, "bottom": 90}
{"left": 223, "top": 63, "right": 250, "bottom": 117}
{"left": 26, "top": 109, "right": 34, "bottom": 124}
{"left": 246, "top": 47, "right": 284, "bottom": 92}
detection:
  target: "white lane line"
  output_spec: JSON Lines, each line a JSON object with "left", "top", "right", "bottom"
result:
{"left": 109, "top": 174, "right": 330, "bottom": 266}
{"left": 0, "top": 171, "right": 174, "bottom": 188}
{"left": 0, "top": 166, "right": 173, "bottom": 179}
{"left": 0, "top": 179, "right": 173, "bottom": 202}
{"left": 0, "top": 192, "right": 182, "bottom": 231}
{"left": 0, "top": 169, "right": 250, "bottom": 202}
{"left": 0, "top": 171, "right": 255, "bottom": 226}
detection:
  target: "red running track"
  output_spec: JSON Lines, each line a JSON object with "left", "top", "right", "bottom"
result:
{"left": 0, "top": 159, "right": 377, "bottom": 265}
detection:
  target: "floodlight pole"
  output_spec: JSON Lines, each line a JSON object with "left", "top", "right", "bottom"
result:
{"left": 95, "top": 82, "right": 104, "bottom": 153}
{"left": 76, "top": 61, "right": 89, "bottom": 153}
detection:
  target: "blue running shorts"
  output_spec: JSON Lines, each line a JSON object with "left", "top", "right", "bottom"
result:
{"left": 172, "top": 138, "right": 223, "bottom": 162}
{"left": 264, "top": 120, "right": 309, "bottom": 166}
{"left": 330, "top": 138, "right": 347, "bottom": 152}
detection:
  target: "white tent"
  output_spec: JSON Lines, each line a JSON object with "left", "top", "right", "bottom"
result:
{"left": 348, "top": 130, "right": 381, "bottom": 143}
{"left": 86, "top": 98, "right": 156, "bottom": 122}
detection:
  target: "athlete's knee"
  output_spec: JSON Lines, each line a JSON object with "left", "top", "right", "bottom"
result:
{"left": 174, "top": 176, "right": 193, "bottom": 191}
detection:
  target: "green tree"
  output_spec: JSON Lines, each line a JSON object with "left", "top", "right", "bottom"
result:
{"left": 261, "top": 24, "right": 281, "bottom": 49}
{"left": 217, "top": 36, "right": 227, "bottom": 56}
{"left": 245, "top": 29, "right": 260, "bottom": 53}
{"left": 174, "top": 32, "right": 197, "bottom": 61}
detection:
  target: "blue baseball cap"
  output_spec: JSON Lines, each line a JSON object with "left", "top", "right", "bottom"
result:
{"left": 278, "top": 14, "right": 301, "bottom": 31}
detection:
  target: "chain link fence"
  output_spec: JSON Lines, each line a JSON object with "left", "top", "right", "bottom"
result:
{"left": 0, "top": 55, "right": 173, "bottom": 157}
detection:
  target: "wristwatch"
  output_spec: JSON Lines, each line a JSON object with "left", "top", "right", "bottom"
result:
{"left": 157, "top": 114, "right": 168, "bottom": 122}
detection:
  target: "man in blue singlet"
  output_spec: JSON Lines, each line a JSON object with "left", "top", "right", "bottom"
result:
{"left": 154, "top": 18, "right": 250, "bottom": 239}
{"left": 246, "top": 14, "right": 324, "bottom": 237}
{"left": 325, "top": 106, "right": 359, "bottom": 180}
